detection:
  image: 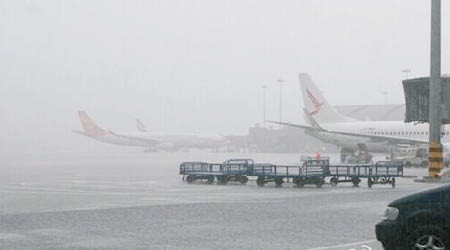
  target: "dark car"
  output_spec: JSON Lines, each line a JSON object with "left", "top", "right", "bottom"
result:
{"left": 376, "top": 184, "right": 450, "bottom": 250}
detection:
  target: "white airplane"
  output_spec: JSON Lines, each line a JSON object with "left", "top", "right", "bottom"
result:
{"left": 73, "top": 111, "right": 228, "bottom": 152}
{"left": 271, "top": 73, "right": 450, "bottom": 160}
{"left": 132, "top": 118, "right": 229, "bottom": 151}
{"left": 136, "top": 119, "right": 147, "bottom": 132}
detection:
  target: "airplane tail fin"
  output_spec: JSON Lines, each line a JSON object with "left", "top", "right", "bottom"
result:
{"left": 303, "top": 108, "right": 324, "bottom": 130}
{"left": 136, "top": 119, "right": 147, "bottom": 132}
{"left": 299, "top": 73, "right": 356, "bottom": 124}
{"left": 77, "top": 111, "right": 109, "bottom": 137}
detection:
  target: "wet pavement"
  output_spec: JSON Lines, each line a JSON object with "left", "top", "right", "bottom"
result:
{"left": 0, "top": 151, "right": 439, "bottom": 250}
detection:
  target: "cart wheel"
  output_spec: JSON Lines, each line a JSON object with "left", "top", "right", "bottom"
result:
{"left": 330, "top": 177, "right": 338, "bottom": 187}
{"left": 315, "top": 179, "right": 324, "bottom": 188}
{"left": 207, "top": 176, "right": 214, "bottom": 184}
{"left": 186, "top": 175, "right": 194, "bottom": 183}
{"left": 218, "top": 176, "right": 228, "bottom": 185}
{"left": 391, "top": 178, "right": 396, "bottom": 188}
{"left": 222, "top": 176, "right": 229, "bottom": 185}
{"left": 367, "top": 178, "right": 373, "bottom": 188}
{"left": 352, "top": 177, "right": 360, "bottom": 187}
{"left": 256, "top": 176, "right": 265, "bottom": 187}
{"left": 294, "top": 178, "right": 305, "bottom": 188}
{"left": 239, "top": 176, "right": 248, "bottom": 184}
{"left": 275, "top": 177, "right": 283, "bottom": 187}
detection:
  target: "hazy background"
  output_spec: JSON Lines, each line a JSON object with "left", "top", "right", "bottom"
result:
{"left": 1, "top": 0, "right": 449, "bottom": 153}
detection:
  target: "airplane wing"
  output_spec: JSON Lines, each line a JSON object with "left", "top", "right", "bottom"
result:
{"left": 109, "top": 131, "right": 160, "bottom": 145}
{"left": 72, "top": 130, "right": 92, "bottom": 137}
{"left": 269, "top": 110, "right": 326, "bottom": 131}
{"left": 269, "top": 121, "right": 427, "bottom": 145}
{"left": 267, "top": 121, "right": 313, "bottom": 130}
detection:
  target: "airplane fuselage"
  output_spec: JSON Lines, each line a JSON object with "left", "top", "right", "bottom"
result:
{"left": 135, "top": 132, "right": 228, "bottom": 150}
{"left": 315, "top": 121, "right": 450, "bottom": 152}
{"left": 74, "top": 111, "right": 228, "bottom": 152}
{"left": 77, "top": 130, "right": 227, "bottom": 151}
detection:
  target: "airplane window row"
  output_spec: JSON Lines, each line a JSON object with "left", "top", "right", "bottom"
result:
{"left": 363, "top": 131, "right": 450, "bottom": 136}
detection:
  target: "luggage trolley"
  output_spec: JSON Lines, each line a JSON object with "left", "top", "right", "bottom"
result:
{"left": 328, "top": 161, "right": 403, "bottom": 188}
{"left": 179, "top": 159, "right": 253, "bottom": 185}
{"left": 367, "top": 161, "right": 403, "bottom": 188}
{"left": 218, "top": 159, "right": 254, "bottom": 184}
{"left": 179, "top": 161, "right": 221, "bottom": 184}
{"left": 251, "top": 156, "right": 329, "bottom": 188}
{"left": 292, "top": 156, "right": 329, "bottom": 188}
{"left": 328, "top": 164, "right": 372, "bottom": 187}
{"left": 251, "top": 163, "right": 286, "bottom": 187}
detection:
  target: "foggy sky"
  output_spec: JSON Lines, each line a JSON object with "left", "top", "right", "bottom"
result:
{"left": 1, "top": 0, "right": 449, "bottom": 152}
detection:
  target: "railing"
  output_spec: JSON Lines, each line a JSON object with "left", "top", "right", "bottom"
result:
{"left": 221, "top": 163, "right": 252, "bottom": 175}
{"left": 250, "top": 164, "right": 327, "bottom": 177}
{"left": 373, "top": 161, "right": 403, "bottom": 176}
{"left": 328, "top": 164, "right": 371, "bottom": 177}
{"left": 252, "top": 164, "right": 276, "bottom": 175}
{"left": 179, "top": 162, "right": 209, "bottom": 174}
{"left": 179, "top": 162, "right": 222, "bottom": 175}
{"left": 180, "top": 159, "right": 403, "bottom": 178}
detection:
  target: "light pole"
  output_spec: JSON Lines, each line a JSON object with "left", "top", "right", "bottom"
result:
{"left": 261, "top": 85, "right": 268, "bottom": 128}
{"left": 428, "top": 0, "right": 443, "bottom": 177}
{"left": 401, "top": 69, "right": 411, "bottom": 79}
{"left": 380, "top": 90, "right": 388, "bottom": 105}
{"left": 277, "top": 79, "right": 285, "bottom": 128}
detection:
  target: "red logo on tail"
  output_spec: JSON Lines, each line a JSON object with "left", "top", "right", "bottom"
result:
{"left": 305, "top": 89, "right": 323, "bottom": 115}
{"left": 78, "top": 111, "right": 109, "bottom": 137}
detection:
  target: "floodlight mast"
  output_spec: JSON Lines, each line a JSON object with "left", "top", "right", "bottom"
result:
{"left": 261, "top": 85, "right": 268, "bottom": 128}
{"left": 276, "top": 79, "right": 285, "bottom": 129}
{"left": 428, "top": 0, "right": 443, "bottom": 177}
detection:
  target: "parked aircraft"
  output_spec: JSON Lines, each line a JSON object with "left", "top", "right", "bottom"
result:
{"left": 73, "top": 111, "right": 153, "bottom": 148}
{"left": 73, "top": 111, "right": 227, "bottom": 152}
{"left": 271, "top": 73, "right": 450, "bottom": 161}
{"left": 136, "top": 119, "right": 147, "bottom": 132}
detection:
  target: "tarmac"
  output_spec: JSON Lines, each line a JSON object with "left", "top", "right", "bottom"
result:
{"left": 0, "top": 151, "right": 442, "bottom": 250}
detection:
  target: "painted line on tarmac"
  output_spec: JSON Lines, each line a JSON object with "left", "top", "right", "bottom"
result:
{"left": 306, "top": 239, "right": 377, "bottom": 250}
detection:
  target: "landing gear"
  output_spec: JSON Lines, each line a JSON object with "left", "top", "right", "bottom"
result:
{"left": 340, "top": 148, "right": 355, "bottom": 163}
{"left": 340, "top": 153, "right": 347, "bottom": 163}
{"left": 330, "top": 177, "right": 338, "bottom": 187}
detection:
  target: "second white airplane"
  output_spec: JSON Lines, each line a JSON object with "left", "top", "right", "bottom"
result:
{"left": 73, "top": 111, "right": 228, "bottom": 152}
{"left": 272, "top": 73, "right": 450, "bottom": 159}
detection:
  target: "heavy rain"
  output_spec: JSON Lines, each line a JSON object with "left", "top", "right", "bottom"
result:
{"left": 2, "top": 1, "right": 450, "bottom": 250}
